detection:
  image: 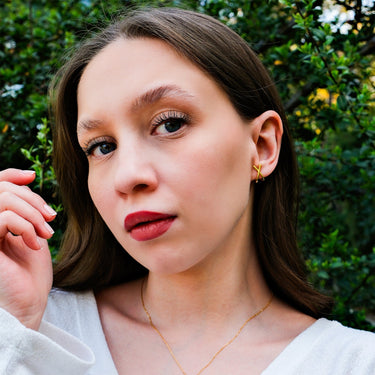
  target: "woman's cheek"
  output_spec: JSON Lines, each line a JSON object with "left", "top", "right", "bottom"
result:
{"left": 88, "top": 171, "right": 111, "bottom": 214}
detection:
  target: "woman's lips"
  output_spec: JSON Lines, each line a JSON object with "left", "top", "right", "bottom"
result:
{"left": 124, "top": 211, "right": 176, "bottom": 241}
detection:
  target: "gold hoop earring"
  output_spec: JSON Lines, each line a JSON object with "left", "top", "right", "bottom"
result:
{"left": 253, "top": 164, "right": 265, "bottom": 183}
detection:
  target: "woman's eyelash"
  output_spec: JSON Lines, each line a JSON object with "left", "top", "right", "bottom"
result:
{"left": 81, "top": 137, "right": 112, "bottom": 156}
{"left": 152, "top": 111, "right": 191, "bottom": 128}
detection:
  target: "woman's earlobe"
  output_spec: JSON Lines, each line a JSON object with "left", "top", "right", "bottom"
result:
{"left": 250, "top": 110, "right": 283, "bottom": 181}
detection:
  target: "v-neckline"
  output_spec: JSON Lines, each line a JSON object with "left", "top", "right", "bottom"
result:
{"left": 90, "top": 290, "right": 327, "bottom": 375}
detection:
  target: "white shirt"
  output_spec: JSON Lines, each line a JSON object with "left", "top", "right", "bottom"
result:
{"left": 1, "top": 288, "right": 374, "bottom": 374}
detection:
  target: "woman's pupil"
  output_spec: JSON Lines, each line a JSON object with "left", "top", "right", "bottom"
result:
{"left": 165, "top": 119, "right": 182, "bottom": 132}
{"left": 100, "top": 143, "right": 114, "bottom": 154}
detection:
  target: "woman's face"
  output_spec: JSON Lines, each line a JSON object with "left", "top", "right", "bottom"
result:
{"left": 77, "top": 38, "right": 258, "bottom": 274}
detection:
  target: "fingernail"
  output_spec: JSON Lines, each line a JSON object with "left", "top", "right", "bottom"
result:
{"left": 21, "top": 170, "right": 35, "bottom": 176}
{"left": 44, "top": 204, "right": 57, "bottom": 216}
{"left": 44, "top": 222, "right": 54, "bottom": 235}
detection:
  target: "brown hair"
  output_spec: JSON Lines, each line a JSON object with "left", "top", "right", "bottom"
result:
{"left": 51, "top": 7, "right": 332, "bottom": 317}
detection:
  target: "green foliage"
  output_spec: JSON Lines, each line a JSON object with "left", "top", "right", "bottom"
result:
{"left": 1, "top": 0, "right": 374, "bottom": 330}
{"left": 20, "top": 118, "right": 63, "bottom": 258}
{"left": 281, "top": 0, "right": 375, "bottom": 329}
{"left": 21, "top": 118, "right": 55, "bottom": 193}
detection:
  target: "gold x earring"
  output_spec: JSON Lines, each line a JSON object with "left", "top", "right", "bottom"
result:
{"left": 253, "top": 164, "right": 265, "bottom": 183}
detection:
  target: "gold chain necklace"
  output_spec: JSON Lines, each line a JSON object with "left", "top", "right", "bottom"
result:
{"left": 140, "top": 279, "right": 273, "bottom": 375}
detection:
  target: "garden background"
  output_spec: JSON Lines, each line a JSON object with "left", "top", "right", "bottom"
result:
{"left": 1, "top": 0, "right": 374, "bottom": 330}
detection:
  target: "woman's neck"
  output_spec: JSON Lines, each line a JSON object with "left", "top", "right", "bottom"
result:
{"left": 142, "top": 242, "right": 271, "bottom": 331}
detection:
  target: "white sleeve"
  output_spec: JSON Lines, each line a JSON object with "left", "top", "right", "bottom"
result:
{"left": 0, "top": 308, "right": 95, "bottom": 375}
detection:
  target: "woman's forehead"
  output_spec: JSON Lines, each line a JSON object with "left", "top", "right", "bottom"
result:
{"left": 76, "top": 38, "right": 229, "bottom": 118}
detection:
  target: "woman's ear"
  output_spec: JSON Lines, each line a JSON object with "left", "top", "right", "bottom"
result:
{"left": 249, "top": 110, "right": 283, "bottom": 182}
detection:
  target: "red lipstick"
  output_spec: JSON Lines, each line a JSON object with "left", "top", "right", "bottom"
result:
{"left": 124, "top": 211, "right": 176, "bottom": 241}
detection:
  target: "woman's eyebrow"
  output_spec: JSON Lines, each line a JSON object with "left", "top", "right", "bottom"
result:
{"left": 77, "top": 118, "right": 104, "bottom": 134}
{"left": 131, "top": 84, "right": 195, "bottom": 112}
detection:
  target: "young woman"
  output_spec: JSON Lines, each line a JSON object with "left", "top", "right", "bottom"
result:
{"left": 0, "top": 7, "right": 374, "bottom": 375}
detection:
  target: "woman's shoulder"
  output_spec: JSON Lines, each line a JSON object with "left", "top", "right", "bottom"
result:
{"left": 314, "top": 318, "right": 375, "bottom": 345}
{"left": 264, "top": 318, "right": 375, "bottom": 374}
{"left": 43, "top": 288, "right": 98, "bottom": 336}
{"left": 304, "top": 318, "right": 375, "bottom": 372}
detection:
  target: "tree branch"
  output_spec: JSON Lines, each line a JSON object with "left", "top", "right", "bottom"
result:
{"left": 285, "top": 35, "right": 375, "bottom": 112}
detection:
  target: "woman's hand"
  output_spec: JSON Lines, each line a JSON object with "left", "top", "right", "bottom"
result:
{"left": 0, "top": 169, "right": 56, "bottom": 330}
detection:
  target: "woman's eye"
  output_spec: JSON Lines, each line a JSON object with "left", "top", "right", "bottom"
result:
{"left": 152, "top": 112, "right": 190, "bottom": 135}
{"left": 156, "top": 118, "right": 184, "bottom": 134}
{"left": 85, "top": 141, "right": 116, "bottom": 157}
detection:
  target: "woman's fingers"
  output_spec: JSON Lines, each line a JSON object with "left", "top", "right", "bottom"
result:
{"left": 0, "top": 168, "right": 36, "bottom": 186}
{"left": 0, "top": 211, "right": 41, "bottom": 250}
{"left": 0, "top": 192, "right": 54, "bottom": 240}
{"left": 0, "top": 169, "right": 56, "bottom": 250}
{"left": 0, "top": 181, "right": 57, "bottom": 223}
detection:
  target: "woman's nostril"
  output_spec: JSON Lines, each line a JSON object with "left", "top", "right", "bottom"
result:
{"left": 134, "top": 183, "right": 149, "bottom": 192}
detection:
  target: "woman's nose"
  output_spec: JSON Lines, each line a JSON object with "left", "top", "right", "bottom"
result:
{"left": 113, "top": 144, "right": 158, "bottom": 196}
